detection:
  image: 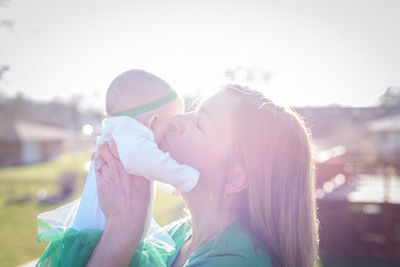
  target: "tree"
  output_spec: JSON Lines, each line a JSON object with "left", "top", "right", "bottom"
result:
{"left": 0, "top": 64, "right": 9, "bottom": 81}
{"left": 224, "top": 66, "right": 271, "bottom": 84}
{"left": 0, "top": 0, "right": 13, "bottom": 90}
{"left": 379, "top": 86, "right": 400, "bottom": 107}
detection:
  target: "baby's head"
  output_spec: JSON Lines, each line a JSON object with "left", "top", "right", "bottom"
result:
{"left": 106, "top": 69, "right": 184, "bottom": 144}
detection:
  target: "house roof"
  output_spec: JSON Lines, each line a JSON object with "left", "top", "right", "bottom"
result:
{"left": 0, "top": 120, "right": 70, "bottom": 143}
{"left": 368, "top": 114, "right": 400, "bottom": 133}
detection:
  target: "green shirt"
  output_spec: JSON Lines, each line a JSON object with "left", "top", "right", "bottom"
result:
{"left": 163, "top": 219, "right": 273, "bottom": 267}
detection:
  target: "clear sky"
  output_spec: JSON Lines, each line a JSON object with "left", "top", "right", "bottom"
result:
{"left": 0, "top": 0, "right": 399, "bottom": 110}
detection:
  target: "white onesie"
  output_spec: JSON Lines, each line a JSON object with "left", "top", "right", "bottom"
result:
{"left": 73, "top": 116, "right": 200, "bottom": 231}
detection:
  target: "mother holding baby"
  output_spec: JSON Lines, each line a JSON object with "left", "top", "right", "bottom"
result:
{"left": 37, "top": 70, "right": 318, "bottom": 267}
{"left": 83, "top": 77, "right": 319, "bottom": 267}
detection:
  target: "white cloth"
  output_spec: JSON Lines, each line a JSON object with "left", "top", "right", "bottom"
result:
{"left": 102, "top": 116, "right": 199, "bottom": 192}
{"left": 73, "top": 116, "right": 199, "bottom": 231}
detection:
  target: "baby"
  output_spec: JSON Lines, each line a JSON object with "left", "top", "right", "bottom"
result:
{"left": 72, "top": 69, "right": 200, "bottom": 233}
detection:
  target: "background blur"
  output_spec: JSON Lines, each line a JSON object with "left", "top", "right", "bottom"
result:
{"left": 1, "top": 0, "right": 399, "bottom": 266}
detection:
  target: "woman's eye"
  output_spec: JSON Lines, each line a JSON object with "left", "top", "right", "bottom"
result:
{"left": 196, "top": 118, "right": 204, "bottom": 132}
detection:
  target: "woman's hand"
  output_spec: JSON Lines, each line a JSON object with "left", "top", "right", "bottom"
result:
{"left": 87, "top": 140, "right": 152, "bottom": 267}
{"left": 95, "top": 140, "right": 151, "bottom": 226}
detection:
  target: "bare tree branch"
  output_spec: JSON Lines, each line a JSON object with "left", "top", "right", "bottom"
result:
{"left": 0, "top": 65, "right": 10, "bottom": 80}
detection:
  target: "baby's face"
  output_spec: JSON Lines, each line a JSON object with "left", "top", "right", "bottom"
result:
{"left": 151, "top": 97, "right": 184, "bottom": 145}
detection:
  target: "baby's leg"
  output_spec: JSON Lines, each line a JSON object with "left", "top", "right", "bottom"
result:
{"left": 73, "top": 163, "right": 107, "bottom": 230}
{"left": 141, "top": 180, "right": 157, "bottom": 241}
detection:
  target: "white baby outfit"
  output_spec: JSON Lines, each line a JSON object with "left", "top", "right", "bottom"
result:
{"left": 73, "top": 116, "right": 200, "bottom": 231}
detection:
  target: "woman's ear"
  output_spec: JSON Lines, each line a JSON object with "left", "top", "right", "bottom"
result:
{"left": 225, "top": 165, "right": 247, "bottom": 195}
{"left": 147, "top": 114, "right": 159, "bottom": 130}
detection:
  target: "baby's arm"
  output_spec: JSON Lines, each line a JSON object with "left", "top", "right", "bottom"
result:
{"left": 104, "top": 116, "right": 199, "bottom": 192}
{"left": 116, "top": 137, "right": 199, "bottom": 192}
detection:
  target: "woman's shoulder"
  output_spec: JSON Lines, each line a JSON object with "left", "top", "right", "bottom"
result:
{"left": 159, "top": 218, "right": 273, "bottom": 267}
{"left": 190, "top": 220, "right": 273, "bottom": 267}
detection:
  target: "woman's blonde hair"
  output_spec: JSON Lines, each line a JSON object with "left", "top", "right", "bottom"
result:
{"left": 222, "top": 84, "right": 319, "bottom": 267}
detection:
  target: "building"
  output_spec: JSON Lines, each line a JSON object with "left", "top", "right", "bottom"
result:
{"left": 0, "top": 120, "right": 70, "bottom": 167}
{"left": 367, "top": 113, "right": 400, "bottom": 163}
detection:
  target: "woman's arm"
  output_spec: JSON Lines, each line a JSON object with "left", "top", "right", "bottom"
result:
{"left": 86, "top": 217, "right": 143, "bottom": 267}
{"left": 87, "top": 141, "right": 152, "bottom": 267}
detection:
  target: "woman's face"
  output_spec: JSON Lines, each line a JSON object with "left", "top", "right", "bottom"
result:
{"left": 160, "top": 90, "right": 238, "bottom": 194}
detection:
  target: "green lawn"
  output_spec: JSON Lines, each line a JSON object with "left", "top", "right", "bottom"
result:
{"left": 0, "top": 153, "right": 185, "bottom": 266}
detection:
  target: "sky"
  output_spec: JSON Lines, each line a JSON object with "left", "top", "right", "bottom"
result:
{"left": 0, "top": 0, "right": 399, "bottom": 110}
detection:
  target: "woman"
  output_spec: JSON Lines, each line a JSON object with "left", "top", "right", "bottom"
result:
{"left": 87, "top": 84, "right": 319, "bottom": 267}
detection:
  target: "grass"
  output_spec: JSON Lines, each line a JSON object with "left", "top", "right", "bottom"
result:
{"left": 0, "top": 153, "right": 185, "bottom": 266}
